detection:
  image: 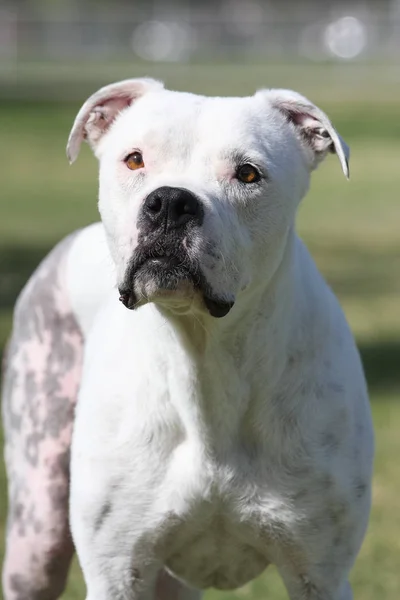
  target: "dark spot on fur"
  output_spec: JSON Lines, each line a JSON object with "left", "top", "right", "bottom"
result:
{"left": 281, "top": 413, "right": 298, "bottom": 437}
{"left": 300, "top": 576, "right": 320, "bottom": 598}
{"left": 328, "top": 501, "right": 348, "bottom": 526}
{"left": 299, "top": 382, "right": 308, "bottom": 397}
{"left": 356, "top": 422, "right": 364, "bottom": 438}
{"left": 322, "top": 431, "right": 340, "bottom": 452}
{"left": 94, "top": 502, "right": 112, "bottom": 532}
{"left": 354, "top": 479, "right": 368, "bottom": 499}
{"left": 25, "top": 371, "right": 38, "bottom": 410}
{"left": 327, "top": 382, "right": 344, "bottom": 394}
{"left": 14, "top": 502, "right": 24, "bottom": 521}
{"left": 48, "top": 449, "right": 70, "bottom": 480}
{"left": 292, "top": 488, "right": 309, "bottom": 501}
{"left": 9, "top": 573, "right": 31, "bottom": 600}
{"left": 333, "top": 533, "right": 343, "bottom": 547}
{"left": 7, "top": 533, "right": 74, "bottom": 599}
{"left": 34, "top": 520, "right": 43, "bottom": 534}
{"left": 25, "top": 431, "right": 44, "bottom": 466}
{"left": 11, "top": 499, "right": 44, "bottom": 538}
{"left": 319, "top": 474, "right": 335, "bottom": 491}
{"left": 44, "top": 394, "right": 75, "bottom": 439}
{"left": 48, "top": 481, "right": 68, "bottom": 512}
{"left": 293, "top": 464, "right": 312, "bottom": 478}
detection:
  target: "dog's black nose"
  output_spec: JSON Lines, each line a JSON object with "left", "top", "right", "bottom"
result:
{"left": 142, "top": 187, "right": 203, "bottom": 231}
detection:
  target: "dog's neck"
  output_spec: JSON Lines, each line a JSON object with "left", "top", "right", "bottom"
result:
{"left": 146, "top": 229, "right": 299, "bottom": 450}
{"left": 160, "top": 227, "right": 297, "bottom": 360}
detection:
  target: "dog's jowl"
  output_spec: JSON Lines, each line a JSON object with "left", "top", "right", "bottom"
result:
{"left": 2, "top": 79, "right": 374, "bottom": 600}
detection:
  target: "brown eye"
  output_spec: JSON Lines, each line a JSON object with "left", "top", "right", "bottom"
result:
{"left": 236, "top": 164, "right": 260, "bottom": 184}
{"left": 125, "top": 151, "right": 145, "bottom": 171}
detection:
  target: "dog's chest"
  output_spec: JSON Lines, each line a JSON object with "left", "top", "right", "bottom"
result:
{"left": 164, "top": 511, "right": 269, "bottom": 590}
{"left": 155, "top": 443, "right": 291, "bottom": 590}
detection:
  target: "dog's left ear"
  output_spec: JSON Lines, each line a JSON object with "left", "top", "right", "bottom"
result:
{"left": 258, "top": 89, "right": 350, "bottom": 178}
{"left": 66, "top": 78, "right": 164, "bottom": 164}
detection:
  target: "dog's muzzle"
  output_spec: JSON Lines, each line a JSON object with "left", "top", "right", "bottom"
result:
{"left": 118, "top": 187, "right": 234, "bottom": 318}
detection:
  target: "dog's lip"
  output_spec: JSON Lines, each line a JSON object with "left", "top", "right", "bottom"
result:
{"left": 118, "top": 253, "right": 193, "bottom": 310}
{"left": 118, "top": 286, "right": 235, "bottom": 318}
{"left": 118, "top": 251, "right": 235, "bottom": 317}
{"left": 203, "top": 296, "right": 234, "bottom": 318}
{"left": 118, "top": 290, "right": 135, "bottom": 309}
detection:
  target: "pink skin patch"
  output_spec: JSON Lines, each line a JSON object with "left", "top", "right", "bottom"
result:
{"left": 215, "top": 160, "right": 235, "bottom": 182}
{"left": 1, "top": 233, "right": 83, "bottom": 600}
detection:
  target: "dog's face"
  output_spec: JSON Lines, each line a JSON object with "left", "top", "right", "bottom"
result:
{"left": 68, "top": 79, "right": 349, "bottom": 317}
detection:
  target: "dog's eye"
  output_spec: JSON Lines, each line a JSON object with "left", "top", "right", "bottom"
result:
{"left": 125, "top": 152, "right": 145, "bottom": 170}
{"left": 236, "top": 164, "right": 260, "bottom": 184}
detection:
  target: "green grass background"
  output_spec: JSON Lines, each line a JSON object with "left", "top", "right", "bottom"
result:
{"left": 0, "top": 66, "right": 399, "bottom": 598}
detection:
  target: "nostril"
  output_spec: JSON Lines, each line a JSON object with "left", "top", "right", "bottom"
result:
{"left": 181, "top": 199, "right": 198, "bottom": 216}
{"left": 172, "top": 195, "right": 200, "bottom": 221}
{"left": 146, "top": 194, "right": 162, "bottom": 213}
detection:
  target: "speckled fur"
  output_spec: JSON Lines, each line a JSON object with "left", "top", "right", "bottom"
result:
{"left": 2, "top": 233, "right": 82, "bottom": 599}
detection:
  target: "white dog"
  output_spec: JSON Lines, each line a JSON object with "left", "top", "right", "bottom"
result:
{"left": 2, "top": 78, "right": 374, "bottom": 600}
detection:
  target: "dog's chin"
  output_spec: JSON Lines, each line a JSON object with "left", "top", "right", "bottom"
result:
{"left": 119, "top": 258, "right": 234, "bottom": 318}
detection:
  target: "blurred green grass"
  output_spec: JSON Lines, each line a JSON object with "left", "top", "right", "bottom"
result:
{"left": 0, "top": 76, "right": 399, "bottom": 599}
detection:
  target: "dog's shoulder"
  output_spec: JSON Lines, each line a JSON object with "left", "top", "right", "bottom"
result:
{"left": 65, "top": 222, "right": 116, "bottom": 335}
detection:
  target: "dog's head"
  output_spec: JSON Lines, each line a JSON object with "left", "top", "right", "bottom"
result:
{"left": 67, "top": 79, "right": 349, "bottom": 318}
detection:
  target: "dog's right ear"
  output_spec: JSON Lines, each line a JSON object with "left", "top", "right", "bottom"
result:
{"left": 66, "top": 78, "right": 164, "bottom": 164}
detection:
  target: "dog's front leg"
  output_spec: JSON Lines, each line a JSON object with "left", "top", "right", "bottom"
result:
{"left": 278, "top": 564, "right": 353, "bottom": 600}
{"left": 73, "top": 523, "right": 201, "bottom": 600}
{"left": 69, "top": 435, "right": 191, "bottom": 600}
{"left": 71, "top": 481, "right": 202, "bottom": 600}
{"left": 83, "top": 568, "right": 201, "bottom": 600}
{"left": 70, "top": 490, "right": 159, "bottom": 600}
{"left": 82, "top": 556, "right": 160, "bottom": 600}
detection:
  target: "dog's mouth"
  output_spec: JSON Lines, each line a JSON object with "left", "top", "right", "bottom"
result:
{"left": 118, "top": 249, "right": 234, "bottom": 318}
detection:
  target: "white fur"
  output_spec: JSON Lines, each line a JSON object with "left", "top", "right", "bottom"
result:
{"left": 67, "top": 79, "right": 373, "bottom": 600}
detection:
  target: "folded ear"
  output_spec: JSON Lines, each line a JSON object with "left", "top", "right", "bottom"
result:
{"left": 258, "top": 89, "right": 350, "bottom": 178}
{"left": 66, "top": 78, "right": 164, "bottom": 164}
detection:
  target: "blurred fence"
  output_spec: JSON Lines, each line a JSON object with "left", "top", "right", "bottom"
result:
{"left": 1, "top": 0, "right": 400, "bottom": 100}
